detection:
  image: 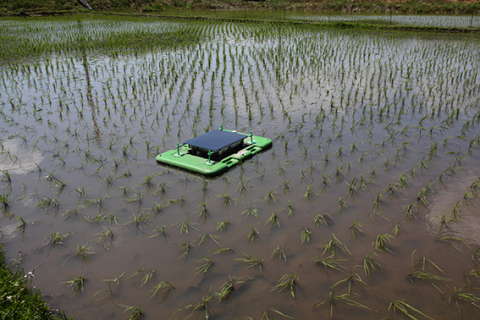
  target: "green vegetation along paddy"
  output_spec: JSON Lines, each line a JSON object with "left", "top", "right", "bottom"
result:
{"left": 1, "top": 14, "right": 480, "bottom": 319}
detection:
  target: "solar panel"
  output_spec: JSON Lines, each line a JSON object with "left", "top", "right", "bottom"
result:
{"left": 183, "top": 130, "right": 246, "bottom": 152}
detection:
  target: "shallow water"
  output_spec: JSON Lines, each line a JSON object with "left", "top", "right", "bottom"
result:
{"left": 1, "top": 15, "right": 480, "bottom": 319}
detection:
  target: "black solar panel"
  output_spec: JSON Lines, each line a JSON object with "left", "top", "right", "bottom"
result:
{"left": 183, "top": 130, "right": 246, "bottom": 152}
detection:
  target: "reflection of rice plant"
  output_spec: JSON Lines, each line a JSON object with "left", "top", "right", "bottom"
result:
{"left": 271, "top": 273, "right": 299, "bottom": 298}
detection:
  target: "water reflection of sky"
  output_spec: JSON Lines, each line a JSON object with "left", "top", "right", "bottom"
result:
{"left": 0, "top": 138, "right": 43, "bottom": 175}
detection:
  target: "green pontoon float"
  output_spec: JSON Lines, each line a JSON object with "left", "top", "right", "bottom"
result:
{"left": 156, "top": 127, "right": 272, "bottom": 177}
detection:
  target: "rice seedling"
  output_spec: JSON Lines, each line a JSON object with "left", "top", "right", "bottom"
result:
{"left": 0, "top": 193, "right": 12, "bottom": 211}
{"left": 265, "top": 211, "right": 280, "bottom": 228}
{"left": 178, "top": 242, "right": 193, "bottom": 260}
{"left": 303, "top": 182, "right": 318, "bottom": 201}
{"left": 362, "top": 250, "right": 383, "bottom": 276}
{"left": 387, "top": 300, "right": 433, "bottom": 320}
{"left": 181, "top": 293, "right": 216, "bottom": 320}
{"left": 449, "top": 286, "right": 480, "bottom": 314}
{"left": 392, "top": 222, "right": 404, "bottom": 236}
{"left": 271, "top": 273, "right": 299, "bottom": 298}
{"left": 437, "top": 236, "right": 470, "bottom": 251}
{"left": 214, "top": 220, "right": 229, "bottom": 233}
{"left": 62, "top": 275, "right": 86, "bottom": 297}
{"left": 373, "top": 233, "right": 394, "bottom": 253}
{"left": 410, "top": 250, "right": 444, "bottom": 274}
{"left": 235, "top": 253, "right": 263, "bottom": 272}
{"left": 314, "top": 290, "right": 371, "bottom": 316}
{"left": 128, "top": 212, "right": 150, "bottom": 231}
{"left": 285, "top": 200, "right": 294, "bottom": 217}
{"left": 264, "top": 190, "right": 279, "bottom": 203}
{"left": 236, "top": 178, "right": 251, "bottom": 194}
{"left": 312, "top": 255, "right": 347, "bottom": 272}
{"left": 196, "top": 201, "right": 209, "bottom": 223}
{"left": 175, "top": 217, "right": 198, "bottom": 234}
{"left": 271, "top": 246, "right": 287, "bottom": 261}
{"left": 242, "top": 205, "right": 258, "bottom": 218}
{"left": 331, "top": 268, "right": 367, "bottom": 293}
{"left": 403, "top": 203, "right": 418, "bottom": 221}
{"left": 301, "top": 228, "right": 312, "bottom": 244}
{"left": 217, "top": 191, "right": 237, "bottom": 207}
{"left": 197, "top": 234, "right": 221, "bottom": 246}
{"left": 64, "top": 243, "right": 95, "bottom": 267}
{"left": 314, "top": 213, "right": 333, "bottom": 227}
{"left": 123, "top": 305, "right": 143, "bottom": 320}
{"left": 240, "top": 223, "right": 259, "bottom": 243}
{"left": 337, "top": 197, "right": 348, "bottom": 211}
{"left": 129, "top": 268, "right": 157, "bottom": 287}
{"left": 37, "top": 196, "right": 60, "bottom": 210}
{"left": 217, "top": 276, "right": 244, "bottom": 302}
{"left": 15, "top": 216, "right": 26, "bottom": 237}
{"left": 194, "top": 256, "right": 213, "bottom": 276}
{"left": 319, "top": 233, "right": 350, "bottom": 255}
{"left": 407, "top": 270, "right": 451, "bottom": 293}
{"left": 211, "top": 247, "right": 233, "bottom": 255}
{"left": 151, "top": 281, "right": 174, "bottom": 300}
{"left": 350, "top": 220, "right": 365, "bottom": 238}
{"left": 91, "top": 271, "right": 126, "bottom": 306}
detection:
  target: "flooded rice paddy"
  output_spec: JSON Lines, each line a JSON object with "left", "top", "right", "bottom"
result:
{"left": 1, "top": 15, "right": 480, "bottom": 320}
